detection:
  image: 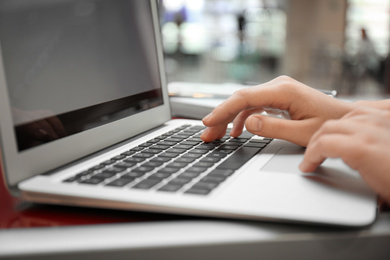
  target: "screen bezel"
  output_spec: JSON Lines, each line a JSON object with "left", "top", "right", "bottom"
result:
{"left": 0, "top": 0, "right": 172, "bottom": 191}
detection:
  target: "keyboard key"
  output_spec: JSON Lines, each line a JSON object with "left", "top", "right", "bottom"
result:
{"left": 196, "top": 143, "right": 218, "bottom": 150}
{"left": 138, "top": 142, "right": 153, "bottom": 148}
{"left": 151, "top": 157, "right": 172, "bottom": 163}
{"left": 132, "top": 179, "right": 161, "bottom": 190}
{"left": 166, "top": 137, "right": 183, "bottom": 143}
{"left": 152, "top": 144, "right": 171, "bottom": 150}
{"left": 228, "top": 138, "right": 248, "bottom": 144}
{"left": 189, "top": 125, "right": 205, "bottom": 130}
{"left": 122, "top": 172, "right": 146, "bottom": 178}
{"left": 193, "top": 162, "right": 214, "bottom": 168}
{"left": 103, "top": 167, "right": 125, "bottom": 174}
{"left": 182, "top": 153, "right": 202, "bottom": 159}
{"left": 174, "top": 157, "right": 196, "bottom": 164}
{"left": 148, "top": 138, "right": 162, "bottom": 143}
{"left": 199, "top": 157, "right": 221, "bottom": 163}
{"left": 159, "top": 152, "right": 180, "bottom": 158}
{"left": 143, "top": 148, "right": 163, "bottom": 154}
{"left": 244, "top": 142, "right": 267, "bottom": 148}
{"left": 174, "top": 144, "right": 193, "bottom": 150}
{"left": 159, "top": 141, "right": 177, "bottom": 146}
{"left": 80, "top": 177, "right": 105, "bottom": 185}
{"left": 157, "top": 167, "right": 180, "bottom": 174}
{"left": 216, "top": 146, "right": 261, "bottom": 170}
{"left": 141, "top": 161, "right": 164, "bottom": 168}
{"left": 158, "top": 184, "right": 183, "bottom": 192}
{"left": 218, "top": 145, "right": 239, "bottom": 151}
{"left": 174, "top": 134, "right": 192, "bottom": 139}
{"left": 169, "top": 177, "right": 192, "bottom": 185}
{"left": 148, "top": 172, "right": 172, "bottom": 180}
{"left": 76, "top": 170, "right": 93, "bottom": 178}
{"left": 106, "top": 177, "right": 134, "bottom": 187}
{"left": 184, "top": 139, "right": 202, "bottom": 144}
{"left": 181, "top": 140, "right": 200, "bottom": 146}
{"left": 167, "top": 162, "right": 188, "bottom": 168}
{"left": 124, "top": 157, "right": 146, "bottom": 163}
{"left": 201, "top": 176, "right": 227, "bottom": 184}
{"left": 112, "top": 155, "right": 126, "bottom": 160}
{"left": 215, "top": 149, "right": 234, "bottom": 154}
{"left": 239, "top": 131, "right": 254, "bottom": 139}
{"left": 185, "top": 188, "right": 211, "bottom": 195}
{"left": 89, "top": 165, "right": 105, "bottom": 171}
{"left": 133, "top": 153, "right": 154, "bottom": 159}
{"left": 179, "top": 172, "right": 202, "bottom": 179}
{"left": 186, "top": 167, "right": 207, "bottom": 174}
{"left": 63, "top": 176, "right": 79, "bottom": 183}
{"left": 101, "top": 159, "right": 117, "bottom": 166}
{"left": 132, "top": 166, "right": 154, "bottom": 173}
{"left": 208, "top": 152, "right": 227, "bottom": 159}
{"left": 93, "top": 172, "right": 117, "bottom": 179}
{"left": 191, "top": 182, "right": 219, "bottom": 191}
{"left": 248, "top": 139, "right": 270, "bottom": 144}
{"left": 188, "top": 149, "right": 209, "bottom": 155}
{"left": 168, "top": 148, "right": 187, "bottom": 154}
{"left": 130, "top": 147, "right": 144, "bottom": 152}
{"left": 208, "top": 169, "right": 235, "bottom": 178}
{"left": 114, "top": 161, "right": 136, "bottom": 169}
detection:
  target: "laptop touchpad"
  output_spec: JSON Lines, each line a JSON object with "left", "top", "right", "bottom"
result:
{"left": 262, "top": 147, "right": 305, "bottom": 174}
{"left": 262, "top": 147, "right": 359, "bottom": 178}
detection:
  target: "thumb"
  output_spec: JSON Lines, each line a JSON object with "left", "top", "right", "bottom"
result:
{"left": 245, "top": 114, "right": 313, "bottom": 147}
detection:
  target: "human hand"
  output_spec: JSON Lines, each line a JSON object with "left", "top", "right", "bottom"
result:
{"left": 201, "top": 76, "right": 354, "bottom": 147}
{"left": 300, "top": 107, "right": 390, "bottom": 203}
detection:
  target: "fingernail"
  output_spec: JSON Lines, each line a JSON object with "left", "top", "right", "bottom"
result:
{"left": 247, "top": 116, "right": 262, "bottom": 131}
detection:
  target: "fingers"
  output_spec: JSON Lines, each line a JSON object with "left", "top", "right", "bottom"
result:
{"left": 245, "top": 114, "right": 320, "bottom": 147}
{"left": 201, "top": 76, "right": 302, "bottom": 142}
{"left": 299, "top": 134, "right": 356, "bottom": 172}
{"left": 201, "top": 75, "right": 344, "bottom": 144}
{"left": 202, "top": 76, "right": 299, "bottom": 128}
{"left": 230, "top": 108, "right": 264, "bottom": 137}
{"left": 307, "top": 119, "right": 355, "bottom": 146}
{"left": 299, "top": 119, "right": 364, "bottom": 172}
{"left": 200, "top": 124, "right": 227, "bottom": 142}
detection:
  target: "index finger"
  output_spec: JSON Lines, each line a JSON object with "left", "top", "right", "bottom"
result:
{"left": 202, "top": 76, "right": 296, "bottom": 127}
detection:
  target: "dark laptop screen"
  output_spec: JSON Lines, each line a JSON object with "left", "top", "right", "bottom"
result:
{"left": 0, "top": 0, "right": 164, "bottom": 151}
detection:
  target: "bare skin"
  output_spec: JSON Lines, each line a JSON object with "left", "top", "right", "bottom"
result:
{"left": 201, "top": 75, "right": 390, "bottom": 203}
{"left": 300, "top": 107, "right": 390, "bottom": 203}
{"left": 201, "top": 76, "right": 355, "bottom": 147}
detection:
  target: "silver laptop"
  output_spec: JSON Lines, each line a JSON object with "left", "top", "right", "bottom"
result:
{"left": 0, "top": 0, "right": 377, "bottom": 227}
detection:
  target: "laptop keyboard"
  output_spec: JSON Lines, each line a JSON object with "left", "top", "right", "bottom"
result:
{"left": 63, "top": 124, "right": 273, "bottom": 195}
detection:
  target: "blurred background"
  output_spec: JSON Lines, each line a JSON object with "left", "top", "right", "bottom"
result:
{"left": 159, "top": 0, "right": 390, "bottom": 98}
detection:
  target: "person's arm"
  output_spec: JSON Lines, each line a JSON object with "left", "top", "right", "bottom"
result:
{"left": 201, "top": 76, "right": 355, "bottom": 147}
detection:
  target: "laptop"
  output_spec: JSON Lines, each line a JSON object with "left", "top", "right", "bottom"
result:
{"left": 0, "top": 0, "right": 377, "bottom": 227}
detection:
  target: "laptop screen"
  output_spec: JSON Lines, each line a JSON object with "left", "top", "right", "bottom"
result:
{"left": 0, "top": 0, "right": 164, "bottom": 151}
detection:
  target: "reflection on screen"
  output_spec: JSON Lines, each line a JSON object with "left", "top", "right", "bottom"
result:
{"left": 0, "top": 0, "right": 164, "bottom": 151}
